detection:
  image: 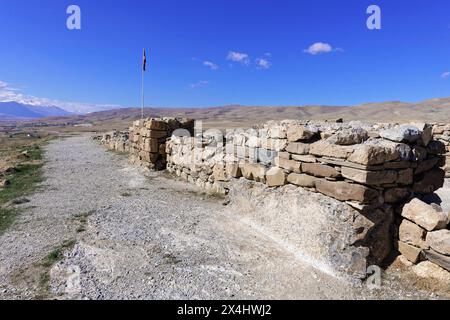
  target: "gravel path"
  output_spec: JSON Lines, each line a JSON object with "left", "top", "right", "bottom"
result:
{"left": 0, "top": 136, "right": 446, "bottom": 300}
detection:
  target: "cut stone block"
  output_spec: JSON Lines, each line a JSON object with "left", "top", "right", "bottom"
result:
{"left": 302, "top": 163, "right": 340, "bottom": 178}
{"left": 287, "top": 173, "right": 316, "bottom": 188}
{"left": 315, "top": 179, "right": 379, "bottom": 204}
{"left": 401, "top": 198, "right": 448, "bottom": 231}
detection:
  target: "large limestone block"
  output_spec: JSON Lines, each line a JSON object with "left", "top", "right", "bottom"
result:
{"left": 286, "top": 124, "right": 317, "bottom": 142}
{"left": 287, "top": 173, "right": 316, "bottom": 187}
{"left": 327, "top": 128, "right": 369, "bottom": 145}
{"left": 401, "top": 198, "right": 448, "bottom": 231}
{"left": 212, "top": 164, "right": 230, "bottom": 182}
{"left": 379, "top": 125, "right": 422, "bottom": 143}
{"left": 341, "top": 167, "right": 397, "bottom": 185}
{"left": 315, "top": 180, "right": 379, "bottom": 204}
{"left": 291, "top": 154, "right": 317, "bottom": 163}
{"left": 261, "top": 138, "right": 287, "bottom": 151}
{"left": 285, "top": 142, "right": 310, "bottom": 155}
{"left": 399, "top": 219, "right": 428, "bottom": 249}
{"left": 266, "top": 167, "right": 286, "bottom": 187}
{"left": 275, "top": 158, "right": 302, "bottom": 173}
{"left": 143, "top": 138, "right": 159, "bottom": 153}
{"left": 240, "top": 163, "right": 267, "bottom": 182}
{"left": 347, "top": 141, "right": 402, "bottom": 165}
{"left": 426, "top": 230, "right": 450, "bottom": 256}
{"left": 302, "top": 163, "right": 340, "bottom": 178}
{"left": 226, "top": 163, "right": 242, "bottom": 178}
{"left": 309, "top": 141, "right": 354, "bottom": 159}
{"left": 398, "top": 241, "right": 422, "bottom": 263}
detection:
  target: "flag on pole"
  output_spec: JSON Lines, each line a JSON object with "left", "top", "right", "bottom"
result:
{"left": 143, "top": 49, "right": 147, "bottom": 71}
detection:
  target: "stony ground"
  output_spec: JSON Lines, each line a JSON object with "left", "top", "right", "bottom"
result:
{"left": 0, "top": 135, "right": 448, "bottom": 300}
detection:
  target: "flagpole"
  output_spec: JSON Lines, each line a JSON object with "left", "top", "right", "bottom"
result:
{"left": 141, "top": 48, "right": 145, "bottom": 119}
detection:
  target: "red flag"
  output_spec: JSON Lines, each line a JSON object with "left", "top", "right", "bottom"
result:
{"left": 143, "top": 49, "right": 147, "bottom": 71}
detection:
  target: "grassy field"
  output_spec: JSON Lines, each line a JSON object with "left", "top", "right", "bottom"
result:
{"left": 0, "top": 131, "right": 53, "bottom": 235}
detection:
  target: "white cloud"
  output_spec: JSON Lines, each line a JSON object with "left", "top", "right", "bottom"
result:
{"left": 304, "top": 42, "right": 337, "bottom": 55}
{"left": 0, "top": 80, "right": 120, "bottom": 114}
{"left": 226, "top": 51, "right": 250, "bottom": 65}
{"left": 441, "top": 72, "right": 450, "bottom": 79}
{"left": 190, "top": 80, "right": 209, "bottom": 89}
{"left": 203, "top": 61, "right": 218, "bottom": 70}
{"left": 256, "top": 58, "right": 271, "bottom": 70}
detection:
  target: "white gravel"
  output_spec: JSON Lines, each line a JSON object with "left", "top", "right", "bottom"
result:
{"left": 0, "top": 135, "right": 444, "bottom": 300}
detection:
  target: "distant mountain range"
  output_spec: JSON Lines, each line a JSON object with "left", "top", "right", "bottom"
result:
{"left": 0, "top": 101, "right": 73, "bottom": 119}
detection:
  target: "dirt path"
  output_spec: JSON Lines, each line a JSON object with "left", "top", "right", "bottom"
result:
{"left": 0, "top": 136, "right": 445, "bottom": 300}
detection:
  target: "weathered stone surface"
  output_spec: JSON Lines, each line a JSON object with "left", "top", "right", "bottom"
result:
{"left": 143, "top": 138, "right": 159, "bottom": 153}
{"left": 285, "top": 142, "right": 310, "bottom": 155}
{"left": 427, "top": 140, "right": 446, "bottom": 155}
{"left": 327, "top": 128, "right": 369, "bottom": 145}
{"left": 240, "top": 163, "right": 266, "bottom": 182}
{"left": 275, "top": 158, "right": 302, "bottom": 173}
{"left": 309, "top": 141, "right": 354, "bottom": 159}
{"left": 413, "top": 169, "right": 445, "bottom": 193}
{"left": 266, "top": 167, "right": 286, "bottom": 187}
{"left": 286, "top": 125, "right": 316, "bottom": 142}
{"left": 423, "top": 249, "right": 450, "bottom": 272}
{"left": 302, "top": 163, "right": 340, "bottom": 178}
{"left": 398, "top": 241, "right": 422, "bottom": 264}
{"left": 426, "top": 230, "right": 450, "bottom": 256}
{"left": 287, "top": 173, "right": 316, "bottom": 187}
{"left": 341, "top": 167, "right": 397, "bottom": 185}
{"left": 399, "top": 219, "right": 428, "bottom": 249}
{"left": 397, "top": 168, "right": 414, "bottom": 185}
{"left": 257, "top": 148, "right": 276, "bottom": 165}
{"left": 415, "top": 157, "right": 443, "bottom": 175}
{"left": 379, "top": 125, "right": 422, "bottom": 143}
{"left": 401, "top": 198, "right": 448, "bottom": 231}
{"left": 315, "top": 180, "right": 379, "bottom": 204}
{"left": 348, "top": 141, "right": 401, "bottom": 165}
{"left": 146, "top": 119, "right": 168, "bottom": 131}
{"left": 278, "top": 151, "right": 290, "bottom": 159}
{"left": 412, "top": 261, "right": 450, "bottom": 282}
{"left": 291, "top": 154, "right": 317, "bottom": 163}
{"left": 260, "top": 138, "right": 287, "bottom": 151}
{"left": 268, "top": 126, "right": 286, "bottom": 139}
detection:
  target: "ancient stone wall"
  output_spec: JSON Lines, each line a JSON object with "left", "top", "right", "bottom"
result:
{"left": 166, "top": 120, "right": 449, "bottom": 276}
{"left": 98, "top": 119, "right": 450, "bottom": 278}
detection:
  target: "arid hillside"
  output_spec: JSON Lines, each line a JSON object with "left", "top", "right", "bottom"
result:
{"left": 4, "top": 96, "right": 450, "bottom": 131}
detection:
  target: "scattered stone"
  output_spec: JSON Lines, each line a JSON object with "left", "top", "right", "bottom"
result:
{"left": 401, "top": 198, "right": 448, "bottom": 231}
{"left": 399, "top": 219, "right": 428, "bottom": 249}
{"left": 287, "top": 173, "right": 316, "bottom": 188}
{"left": 266, "top": 167, "right": 286, "bottom": 187}
{"left": 397, "top": 241, "right": 422, "bottom": 264}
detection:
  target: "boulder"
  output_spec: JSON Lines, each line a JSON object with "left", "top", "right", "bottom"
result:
{"left": 327, "top": 128, "right": 369, "bottom": 145}
{"left": 286, "top": 125, "right": 317, "bottom": 142}
{"left": 275, "top": 158, "right": 302, "bottom": 173}
{"left": 397, "top": 241, "right": 422, "bottom": 264}
{"left": 287, "top": 173, "right": 316, "bottom": 188}
{"left": 309, "top": 141, "right": 354, "bottom": 159}
{"left": 146, "top": 119, "right": 168, "bottom": 131}
{"left": 291, "top": 154, "right": 317, "bottom": 163}
{"left": 426, "top": 230, "right": 450, "bottom": 256}
{"left": 379, "top": 125, "right": 422, "bottom": 143}
{"left": 285, "top": 142, "right": 310, "bottom": 155}
{"left": 302, "top": 163, "right": 341, "bottom": 178}
{"left": 401, "top": 198, "right": 448, "bottom": 231}
{"left": 348, "top": 141, "right": 401, "bottom": 165}
{"left": 315, "top": 180, "right": 379, "bottom": 204}
{"left": 399, "top": 219, "right": 428, "bottom": 249}
{"left": 266, "top": 167, "right": 286, "bottom": 187}
{"left": 341, "top": 167, "right": 397, "bottom": 185}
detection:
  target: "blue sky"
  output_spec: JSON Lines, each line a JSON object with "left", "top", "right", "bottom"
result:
{"left": 1, "top": 0, "right": 450, "bottom": 112}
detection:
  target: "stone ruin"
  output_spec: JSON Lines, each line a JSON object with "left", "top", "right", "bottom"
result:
{"left": 99, "top": 118, "right": 450, "bottom": 279}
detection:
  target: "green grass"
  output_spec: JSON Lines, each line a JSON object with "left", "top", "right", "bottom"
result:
{"left": 0, "top": 146, "right": 44, "bottom": 235}
{"left": 36, "top": 239, "right": 77, "bottom": 299}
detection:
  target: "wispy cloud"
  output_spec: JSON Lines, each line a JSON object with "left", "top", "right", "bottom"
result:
{"left": 256, "top": 58, "right": 271, "bottom": 70}
{"left": 203, "top": 60, "right": 218, "bottom": 70}
{"left": 0, "top": 80, "right": 120, "bottom": 114}
{"left": 304, "top": 42, "right": 341, "bottom": 55}
{"left": 227, "top": 51, "right": 250, "bottom": 65}
{"left": 190, "top": 80, "right": 209, "bottom": 89}
{"left": 441, "top": 71, "right": 450, "bottom": 79}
